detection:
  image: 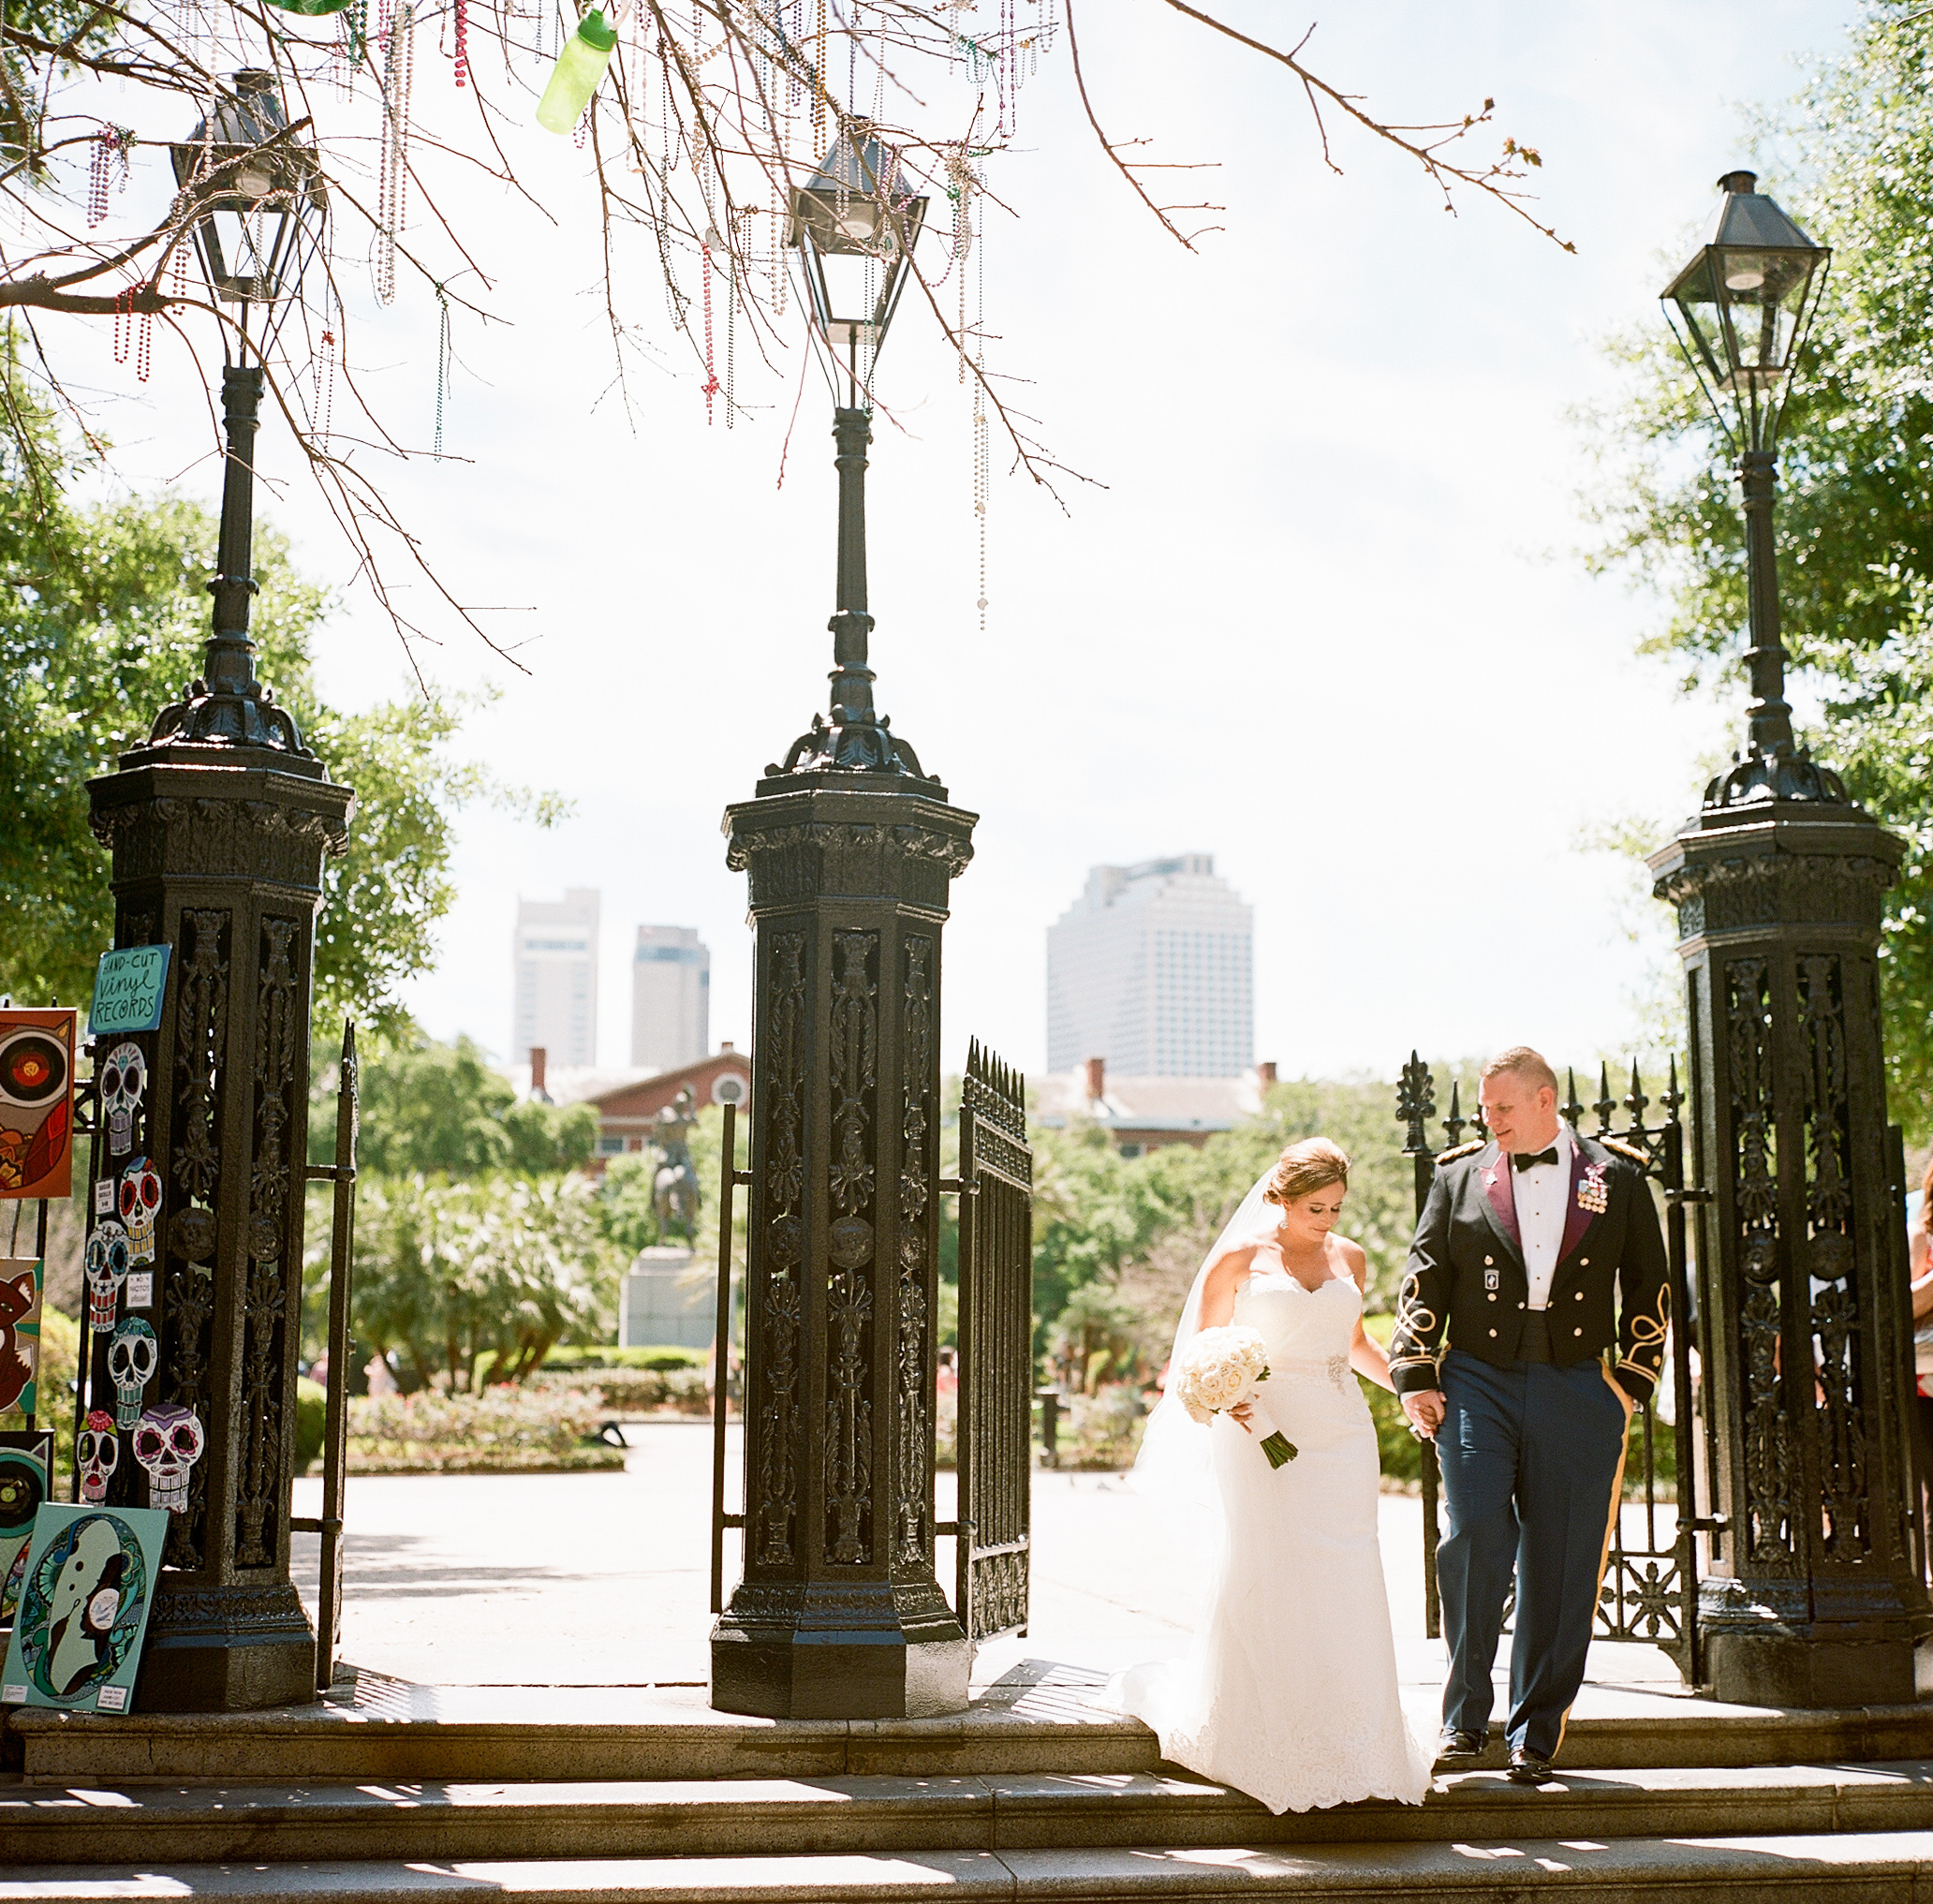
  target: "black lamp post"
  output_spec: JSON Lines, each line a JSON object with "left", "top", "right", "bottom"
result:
{"left": 711, "top": 131, "right": 977, "bottom": 1720}
{"left": 84, "top": 71, "right": 352, "bottom": 1712}
{"left": 1648, "top": 172, "right": 1930, "bottom": 1705}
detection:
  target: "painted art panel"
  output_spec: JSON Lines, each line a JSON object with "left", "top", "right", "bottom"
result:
{"left": 0, "top": 1258, "right": 43, "bottom": 1416}
{"left": 0, "top": 1011, "right": 77, "bottom": 1201}
{"left": 0, "top": 1503, "right": 169, "bottom": 1713}
{"left": 0, "top": 1432, "right": 52, "bottom": 1628}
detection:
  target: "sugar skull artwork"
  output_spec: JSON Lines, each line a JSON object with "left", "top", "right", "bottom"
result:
{"left": 98, "top": 1043, "right": 146, "bottom": 1159}
{"left": 107, "top": 1320, "right": 157, "bottom": 1429}
{"left": 117, "top": 1159, "right": 161, "bottom": 1268}
{"left": 77, "top": 1412, "right": 117, "bottom": 1503}
{"left": 132, "top": 1405, "right": 204, "bottom": 1515}
{"left": 0, "top": 1502, "right": 169, "bottom": 1712}
{"left": 83, "top": 1223, "right": 130, "bottom": 1331}
{"left": 0, "top": 1010, "right": 77, "bottom": 1201}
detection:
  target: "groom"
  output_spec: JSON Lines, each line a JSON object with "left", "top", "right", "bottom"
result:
{"left": 1390, "top": 1046, "right": 1669, "bottom": 1785}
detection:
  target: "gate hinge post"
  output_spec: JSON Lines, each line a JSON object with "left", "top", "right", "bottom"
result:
{"left": 938, "top": 1175, "right": 978, "bottom": 1196}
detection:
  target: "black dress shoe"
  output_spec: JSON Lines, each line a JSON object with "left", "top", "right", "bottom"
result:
{"left": 1436, "top": 1726, "right": 1486, "bottom": 1761}
{"left": 1506, "top": 1747, "right": 1555, "bottom": 1784}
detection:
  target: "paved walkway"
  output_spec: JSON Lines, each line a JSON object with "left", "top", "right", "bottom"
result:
{"left": 290, "top": 1420, "right": 1686, "bottom": 1723}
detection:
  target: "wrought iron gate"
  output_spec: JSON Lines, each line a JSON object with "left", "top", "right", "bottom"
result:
{"left": 292, "top": 1020, "right": 359, "bottom": 1693}
{"left": 949, "top": 1039, "right": 1033, "bottom": 1645}
{"left": 1395, "top": 1055, "right": 1710, "bottom": 1681}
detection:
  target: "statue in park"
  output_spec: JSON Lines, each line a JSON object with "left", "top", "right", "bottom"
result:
{"left": 651, "top": 1087, "right": 701, "bottom": 1245}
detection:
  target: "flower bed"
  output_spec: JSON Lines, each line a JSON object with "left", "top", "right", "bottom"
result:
{"left": 344, "top": 1384, "right": 625, "bottom": 1474}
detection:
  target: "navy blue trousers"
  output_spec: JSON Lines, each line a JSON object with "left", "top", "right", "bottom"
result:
{"left": 1436, "top": 1349, "right": 1627, "bottom": 1759}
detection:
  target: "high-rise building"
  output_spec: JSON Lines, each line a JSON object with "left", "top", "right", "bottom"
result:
{"left": 512, "top": 888, "right": 599, "bottom": 1070}
{"left": 631, "top": 924, "right": 710, "bottom": 1070}
{"left": 1046, "top": 854, "right": 1253, "bottom": 1077}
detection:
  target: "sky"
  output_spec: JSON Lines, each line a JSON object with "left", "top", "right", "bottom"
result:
{"left": 47, "top": 0, "right": 1859, "bottom": 1082}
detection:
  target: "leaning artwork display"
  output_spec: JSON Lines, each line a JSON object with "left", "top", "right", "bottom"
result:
{"left": 0, "top": 1010, "right": 77, "bottom": 1201}
{"left": 0, "top": 1504, "right": 169, "bottom": 1712}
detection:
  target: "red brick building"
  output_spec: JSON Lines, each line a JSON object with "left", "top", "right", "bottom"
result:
{"left": 529, "top": 1045, "right": 752, "bottom": 1174}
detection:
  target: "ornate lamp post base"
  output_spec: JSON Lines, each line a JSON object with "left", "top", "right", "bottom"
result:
{"left": 90, "top": 745, "right": 351, "bottom": 1714}
{"left": 712, "top": 777, "right": 975, "bottom": 1721}
{"left": 1652, "top": 794, "right": 1931, "bottom": 1711}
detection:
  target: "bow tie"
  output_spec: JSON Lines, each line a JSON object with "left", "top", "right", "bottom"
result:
{"left": 1512, "top": 1146, "right": 1559, "bottom": 1172}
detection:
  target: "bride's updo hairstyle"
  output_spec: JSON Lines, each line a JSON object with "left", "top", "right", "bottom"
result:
{"left": 1262, "top": 1137, "right": 1350, "bottom": 1206}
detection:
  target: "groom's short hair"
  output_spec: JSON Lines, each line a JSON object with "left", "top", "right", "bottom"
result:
{"left": 1482, "top": 1046, "right": 1557, "bottom": 1096}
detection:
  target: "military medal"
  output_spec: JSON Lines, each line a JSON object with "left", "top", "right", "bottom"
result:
{"left": 1578, "top": 1162, "right": 1609, "bottom": 1216}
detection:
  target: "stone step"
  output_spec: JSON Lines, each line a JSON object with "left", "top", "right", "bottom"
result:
{"left": 6, "top": 1764, "right": 1933, "bottom": 1864}
{"left": 4, "top": 1833, "right": 1932, "bottom": 1903}
{"left": 9, "top": 1678, "right": 1933, "bottom": 1785}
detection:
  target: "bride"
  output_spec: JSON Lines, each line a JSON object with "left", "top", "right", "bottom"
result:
{"left": 1113, "top": 1137, "right": 1432, "bottom": 1813}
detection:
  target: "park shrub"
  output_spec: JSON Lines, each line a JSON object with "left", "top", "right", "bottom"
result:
{"left": 531, "top": 1364, "right": 710, "bottom": 1416}
{"left": 1059, "top": 1383, "right": 1148, "bottom": 1470}
{"left": 294, "top": 1378, "right": 328, "bottom": 1468}
{"left": 344, "top": 1383, "right": 623, "bottom": 1473}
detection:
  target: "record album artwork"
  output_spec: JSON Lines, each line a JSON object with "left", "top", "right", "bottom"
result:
{"left": 0, "top": 1011, "right": 77, "bottom": 1201}
{"left": 0, "top": 1503, "right": 168, "bottom": 1712}
{"left": 0, "top": 1432, "right": 51, "bottom": 1627}
{"left": 0, "top": 1258, "right": 43, "bottom": 1415}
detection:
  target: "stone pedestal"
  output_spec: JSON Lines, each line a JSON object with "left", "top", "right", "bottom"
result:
{"left": 1651, "top": 796, "right": 1933, "bottom": 1707}
{"left": 621, "top": 1246, "right": 709, "bottom": 1351}
{"left": 710, "top": 775, "right": 975, "bottom": 1720}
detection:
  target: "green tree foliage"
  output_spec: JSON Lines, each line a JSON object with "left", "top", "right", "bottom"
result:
{"left": 0, "top": 367, "right": 563, "bottom": 1031}
{"left": 1031, "top": 1076, "right": 1417, "bottom": 1385}
{"left": 350, "top": 1173, "right": 617, "bottom": 1391}
{"left": 1580, "top": 3, "right": 1933, "bottom": 1126}
{"left": 341, "top": 1032, "right": 598, "bottom": 1175}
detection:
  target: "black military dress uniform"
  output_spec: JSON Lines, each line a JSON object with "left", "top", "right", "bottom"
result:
{"left": 1388, "top": 1126, "right": 1669, "bottom": 1769}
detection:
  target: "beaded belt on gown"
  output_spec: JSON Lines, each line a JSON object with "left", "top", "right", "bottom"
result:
{"left": 1272, "top": 1353, "right": 1350, "bottom": 1393}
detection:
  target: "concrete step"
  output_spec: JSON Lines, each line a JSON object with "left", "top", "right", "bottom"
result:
{"left": 6, "top": 1764, "right": 1933, "bottom": 1863}
{"left": 4, "top": 1834, "right": 1932, "bottom": 1903}
{"left": 9, "top": 1675, "right": 1933, "bottom": 1785}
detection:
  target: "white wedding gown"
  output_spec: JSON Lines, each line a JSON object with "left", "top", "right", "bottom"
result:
{"left": 1114, "top": 1272, "right": 1433, "bottom": 1813}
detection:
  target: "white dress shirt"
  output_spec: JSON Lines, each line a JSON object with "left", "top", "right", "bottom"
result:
{"left": 1512, "top": 1121, "right": 1571, "bottom": 1312}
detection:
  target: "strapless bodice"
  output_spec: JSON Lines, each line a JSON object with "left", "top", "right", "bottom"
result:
{"left": 1233, "top": 1273, "right": 1361, "bottom": 1385}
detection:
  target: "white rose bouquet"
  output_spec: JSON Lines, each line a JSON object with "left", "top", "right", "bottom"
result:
{"left": 1170, "top": 1323, "right": 1297, "bottom": 1469}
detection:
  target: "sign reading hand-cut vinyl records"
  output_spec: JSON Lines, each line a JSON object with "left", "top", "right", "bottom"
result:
{"left": 0, "top": 1011, "right": 76, "bottom": 1201}
{"left": 0, "top": 1432, "right": 52, "bottom": 1628}
{"left": 0, "top": 1503, "right": 168, "bottom": 1712}
{"left": 87, "top": 947, "right": 170, "bottom": 1037}
{"left": 0, "top": 1259, "right": 41, "bottom": 1415}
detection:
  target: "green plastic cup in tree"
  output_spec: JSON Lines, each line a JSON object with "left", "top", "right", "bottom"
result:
{"left": 536, "top": 9, "right": 617, "bottom": 133}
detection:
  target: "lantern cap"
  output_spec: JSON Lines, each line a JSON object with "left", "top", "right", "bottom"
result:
{"left": 1691, "top": 170, "right": 1821, "bottom": 257}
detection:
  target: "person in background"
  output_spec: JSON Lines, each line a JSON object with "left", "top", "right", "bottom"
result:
{"left": 1911, "top": 1155, "right": 1933, "bottom": 1573}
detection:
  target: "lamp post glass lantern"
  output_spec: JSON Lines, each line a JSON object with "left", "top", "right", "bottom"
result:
{"left": 1646, "top": 170, "right": 1931, "bottom": 1709}
{"left": 773, "top": 133, "right": 934, "bottom": 784}
{"left": 158, "top": 69, "right": 326, "bottom": 756}
{"left": 1660, "top": 171, "right": 1832, "bottom": 804}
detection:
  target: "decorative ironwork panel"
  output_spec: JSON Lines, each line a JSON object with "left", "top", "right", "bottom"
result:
{"left": 756, "top": 930, "right": 807, "bottom": 1567}
{"left": 1727, "top": 956, "right": 1794, "bottom": 1567}
{"left": 956, "top": 1039, "right": 1033, "bottom": 1646}
{"left": 895, "top": 936, "right": 935, "bottom": 1573}
{"left": 237, "top": 917, "right": 301, "bottom": 1569}
{"left": 1797, "top": 953, "right": 1867, "bottom": 1566}
{"left": 823, "top": 929, "right": 878, "bottom": 1567}
{"left": 162, "top": 905, "right": 229, "bottom": 1570}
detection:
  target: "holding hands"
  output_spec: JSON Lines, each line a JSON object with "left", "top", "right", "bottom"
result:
{"left": 1402, "top": 1389, "right": 1446, "bottom": 1439}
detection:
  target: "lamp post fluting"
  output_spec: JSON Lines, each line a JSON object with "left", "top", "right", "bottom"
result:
{"left": 710, "top": 134, "right": 975, "bottom": 1720}
{"left": 85, "top": 71, "right": 352, "bottom": 1712}
{"left": 1648, "top": 170, "right": 1930, "bottom": 1705}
